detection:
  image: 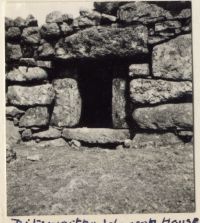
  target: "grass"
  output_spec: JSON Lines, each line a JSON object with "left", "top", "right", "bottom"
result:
{"left": 7, "top": 141, "right": 195, "bottom": 216}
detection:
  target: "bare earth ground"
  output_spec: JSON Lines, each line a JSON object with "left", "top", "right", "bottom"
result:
{"left": 7, "top": 142, "right": 195, "bottom": 216}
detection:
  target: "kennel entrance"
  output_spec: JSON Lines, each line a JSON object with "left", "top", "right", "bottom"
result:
{"left": 78, "top": 62, "right": 113, "bottom": 128}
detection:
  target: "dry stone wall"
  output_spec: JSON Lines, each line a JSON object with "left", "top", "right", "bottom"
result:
{"left": 5, "top": 1, "right": 193, "bottom": 145}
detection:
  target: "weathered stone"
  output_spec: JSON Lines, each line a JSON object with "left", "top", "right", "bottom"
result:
{"left": 131, "top": 133, "right": 182, "bottom": 149}
{"left": 22, "top": 27, "right": 41, "bottom": 44}
{"left": 56, "top": 26, "right": 148, "bottom": 60}
{"left": 117, "top": 2, "right": 172, "bottom": 24}
{"left": 5, "top": 17, "right": 14, "bottom": 29}
{"left": 38, "top": 41, "right": 55, "bottom": 58}
{"left": 132, "top": 103, "right": 193, "bottom": 130}
{"left": 101, "top": 13, "right": 117, "bottom": 24}
{"left": 155, "top": 20, "right": 182, "bottom": 32}
{"left": 7, "top": 66, "right": 48, "bottom": 82}
{"left": 50, "top": 78, "right": 81, "bottom": 127}
{"left": 40, "top": 23, "right": 61, "bottom": 39}
{"left": 32, "top": 127, "right": 61, "bottom": 139}
{"left": 182, "top": 19, "right": 192, "bottom": 33}
{"left": 62, "top": 128, "right": 131, "bottom": 144}
{"left": 13, "top": 17, "right": 26, "bottom": 27}
{"left": 152, "top": 34, "right": 192, "bottom": 80}
{"left": 62, "top": 13, "right": 73, "bottom": 23}
{"left": 77, "top": 17, "right": 96, "bottom": 28}
{"left": 46, "top": 11, "right": 63, "bottom": 23}
{"left": 6, "top": 27, "right": 21, "bottom": 40}
{"left": 7, "top": 84, "right": 55, "bottom": 106}
{"left": 36, "top": 60, "right": 53, "bottom": 69}
{"left": 112, "top": 78, "right": 128, "bottom": 128}
{"left": 94, "top": 2, "right": 128, "bottom": 16}
{"left": 27, "top": 154, "right": 41, "bottom": 161}
{"left": 13, "top": 117, "right": 19, "bottom": 126}
{"left": 36, "top": 138, "right": 68, "bottom": 147}
{"left": 19, "top": 58, "right": 37, "bottom": 66}
{"left": 60, "top": 23, "right": 73, "bottom": 36}
{"left": 21, "top": 129, "right": 32, "bottom": 141}
{"left": 6, "top": 106, "right": 25, "bottom": 119}
{"left": 69, "top": 139, "right": 81, "bottom": 148}
{"left": 80, "top": 9, "right": 101, "bottom": 22}
{"left": 6, "top": 120, "right": 21, "bottom": 146}
{"left": 129, "top": 64, "right": 149, "bottom": 77}
{"left": 19, "top": 107, "right": 49, "bottom": 127}
{"left": 175, "top": 8, "right": 191, "bottom": 19}
{"left": 130, "top": 79, "right": 192, "bottom": 105}
{"left": 148, "top": 36, "right": 170, "bottom": 45}
{"left": 25, "top": 14, "right": 38, "bottom": 26}
{"left": 6, "top": 43, "right": 22, "bottom": 61}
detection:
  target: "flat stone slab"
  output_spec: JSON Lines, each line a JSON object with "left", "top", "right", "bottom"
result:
{"left": 7, "top": 84, "right": 55, "bottom": 106}
{"left": 7, "top": 66, "right": 48, "bottom": 82}
{"left": 152, "top": 34, "right": 192, "bottom": 81}
{"left": 19, "top": 106, "right": 49, "bottom": 127}
{"left": 132, "top": 103, "right": 193, "bottom": 131}
{"left": 56, "top": 25, "right": 148, "bottom": 60}
{"left": 130, "top": 78, "right": 192, "bottom": 105}
{"left": 62, "top": 128, "right": 131, "bottom": 144}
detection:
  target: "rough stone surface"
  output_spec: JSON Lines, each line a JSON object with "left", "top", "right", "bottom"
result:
{"left": 7, "top": 84, "right": 55, "bottom": 106}
{"left": 21, "top": 129, "right": 32, "bottom": 141}
{"left": 112, "top": 78, "right": 128, "bottom": 128}
{"left": 22, "top": 27, "right": 41, "bottom": 44}
{"left": 38, "top": 41, "right": 55, "bottom": 58}
{"left": 175, "top": 8, "right": 191, "bottom": 19}
{"left": 62, "top": 128, "right": 131, "bottom": 144}
{"left": 36, "top": 138, "right": 68, "bottom": 147}
{"left": 7, "top": 66, "right": 48, "bottom": 82}
{"left": 117, "top": 2, "right": 173, "bottom": 24}
{"left": 60, "top": 23, "right": 73, "bottom": 36}
{"left": 6, "top": 120, "right": 21, "bottom": 146}
{"left": 6, "top": 43, "right": 22, "bottom": 61}
{"left": 152, "top": 34, "right": 192, "bottom": 80}
{"left": 32, "top": 127, "right": 61, "bottom": 140}
{"left": 51, "top": 78, "right": 81, "bottom": 127}
{"left": 56, "top": 26, "right": 148, "bottom": 60}
{"left": 6, "top": 106, "right": 25, "bottom": 119}
{"left": 132, "top": 103, "right": 193, "bottom": 131}
{"left": 129, "top": 64, "right": 149, "bottom": 77}
{"left": 6, "top": 27, "right": 21, "bottom": 40}
{"left": 40, "top": 23, "right": 61, "bottom": 39}
{"left": 46, "top": 11, "right": 63, "bottom": 23}
{"left": 131, "top": 133, "right": 183, "bottom": 148}
{"left": 13, "top": 17, "right": 26, "bottom": 27}
{"left": 130, "top": 79, "right": 192, "bottom": 105}
{"left": 36, "top": 60, "right": 53, "bottom": 69}
{"left": 101, "top": 14, "right": 117, "bottom": 24}
{"left": 76, "top": 17, "right": 96, "bottom": 28}
{"left": 155, "top": 20, "right": 182, "bottom": 32}
{"left": 177, "top": 131, "right": 193, "bottom": 142}
{"left": 19, "top": 107, "right": 49, "bottom": 127}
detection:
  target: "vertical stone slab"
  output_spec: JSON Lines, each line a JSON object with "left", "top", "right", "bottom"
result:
{"left": 50, "top": 78, "right": 81, "bottom": 127}
{"left": 112, "top": 78, "right": 128, "bottom": 128}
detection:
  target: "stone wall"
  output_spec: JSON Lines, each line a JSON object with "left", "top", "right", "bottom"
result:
{"left": 5, "top": 1, "right": 193, "bottom": 145}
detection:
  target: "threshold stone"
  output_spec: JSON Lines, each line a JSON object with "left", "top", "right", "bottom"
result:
{"left": 62, "top": 128, "right": 131, "bottom": 144}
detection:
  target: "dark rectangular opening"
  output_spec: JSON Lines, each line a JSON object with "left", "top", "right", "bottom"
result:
{"left": 78, "top": 62, "right": 113, "bottom": 128}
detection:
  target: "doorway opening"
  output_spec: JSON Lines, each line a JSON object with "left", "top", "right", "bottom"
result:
{"left": 78, "top": 61, "right": 113, "bottom": 128}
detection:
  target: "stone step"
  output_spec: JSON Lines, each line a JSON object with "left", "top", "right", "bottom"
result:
{"left": 62, "top": 128, "right": 131, "bottom": 144}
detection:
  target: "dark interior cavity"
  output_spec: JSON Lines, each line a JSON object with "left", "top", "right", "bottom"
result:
{"left": 78, "top": 61, "right": 113, "bottom": 128}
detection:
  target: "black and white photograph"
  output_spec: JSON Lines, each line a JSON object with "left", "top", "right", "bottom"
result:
{"left": 3, "top": 0, "right": 196, "bottom": 217}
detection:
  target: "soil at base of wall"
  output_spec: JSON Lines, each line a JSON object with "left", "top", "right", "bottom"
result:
{"left": 7, "top": 142, "right": 195, "bottom": 215}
